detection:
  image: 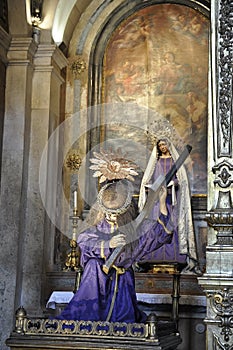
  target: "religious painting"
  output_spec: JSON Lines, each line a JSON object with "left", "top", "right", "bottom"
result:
{"left": 103, "top": 3, "right": 209, "bottom": 195}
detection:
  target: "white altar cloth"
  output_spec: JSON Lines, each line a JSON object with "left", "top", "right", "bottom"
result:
{"left": 46, "top": 291, "right": 74, "bottom": 309}
{"left": 46, "top": 291, "right": 206, "bottom": 309}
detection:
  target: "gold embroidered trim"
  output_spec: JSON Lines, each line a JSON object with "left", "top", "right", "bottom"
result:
{"left": 101, "top": 240, "right": 106, "bottom": 259}
{"left": 112, "top": 265, "right": 125, "bottom": 275}
{"left": 106, "top": 265, "right": 126, "bottom": 322}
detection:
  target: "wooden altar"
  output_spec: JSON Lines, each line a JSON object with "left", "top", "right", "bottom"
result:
{"left": 5, "top": 263, "right": 206, "bottom": 350}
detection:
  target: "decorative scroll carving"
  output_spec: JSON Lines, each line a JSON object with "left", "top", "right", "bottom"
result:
{"left": 213, "top": 333, "right": 233, "bottom": 350}
{"left": 217, "top": 0, "right": 233, "bottom": 157}
{"left": 210, "top": 289, "right": 233, "bottom": 343}
{"left": 14, "top": 306, "right": 160, "bottom": 339}
{"left": 24, "top": 317, "right": 146, "bottom": 337}
{"left": 213, "top": 161, "right": 233, "bottom": 188}
{"left": 212, "top": 290, "right": 233, "bottom": 315}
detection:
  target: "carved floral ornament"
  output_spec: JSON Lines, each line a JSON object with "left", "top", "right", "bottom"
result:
{"left": 212, "top": 289, "right": 233, "bottom": 316}
{"left": 65, "top": 152, "right": 82, "bottom": 172}
{"left": 68, "top": 56, "right": 87, "bottom": 78}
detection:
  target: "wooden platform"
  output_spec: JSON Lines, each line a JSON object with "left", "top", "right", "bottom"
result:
{"left": 6, "top": 332, "right": 182, "bottom": 350}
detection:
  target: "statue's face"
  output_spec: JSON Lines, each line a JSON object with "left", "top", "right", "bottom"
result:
{"left": 158, "top": 140, "right": 169, "bottom": 154}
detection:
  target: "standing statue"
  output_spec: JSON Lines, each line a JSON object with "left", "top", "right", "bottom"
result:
{"left": 138, "top": 136, "right": 200, "bottom": 274}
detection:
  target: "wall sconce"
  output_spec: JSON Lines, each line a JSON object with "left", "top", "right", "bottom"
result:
{"left": 30, "top": 0, "right": 43, "bottom": 43}
{"left": 31, "top": 0, "right": 43, "bottom": 27}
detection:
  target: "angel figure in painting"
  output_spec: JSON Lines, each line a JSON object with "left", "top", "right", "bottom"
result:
{"left": 56, "top": 149, "right": 174, "bottom": 323}
{"left": 138, "top": 122, "right": 201, "bottom": 275}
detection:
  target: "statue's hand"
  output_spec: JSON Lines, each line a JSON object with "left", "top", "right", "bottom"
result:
{"left": 145, "top": 183, "right": 152, "bottom": 188}
{"left": 109, "top": 234, "right": 126, "bottom": 248}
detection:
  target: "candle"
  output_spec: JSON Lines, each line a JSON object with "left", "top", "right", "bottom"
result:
{"left": 73, "top": 190, "right": 78, "bottom": 210}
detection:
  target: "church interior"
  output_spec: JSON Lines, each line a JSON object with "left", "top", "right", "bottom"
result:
{"left": 0, "top": 1, "right": 233, "bottom": 349}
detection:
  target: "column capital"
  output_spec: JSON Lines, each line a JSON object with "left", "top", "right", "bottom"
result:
{"left": 34, "top": 44, "right": 67, "bottom": 70}
{"left": 7, "top": 37, "right": 37, "bottom": 65}
{"left": 206, "top": 191, "right": 233, "bottom": 245}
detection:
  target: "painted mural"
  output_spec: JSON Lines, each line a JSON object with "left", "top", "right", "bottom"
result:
{"left": 103, "top": 4, "right": 209, "bottom": 194}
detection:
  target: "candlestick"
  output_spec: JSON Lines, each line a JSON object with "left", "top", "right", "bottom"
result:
{"left": 64, "top": 211, "right": 81, "bottom": 272}
{"left": 72, "top": 223, "right": 77, "bottom": 241}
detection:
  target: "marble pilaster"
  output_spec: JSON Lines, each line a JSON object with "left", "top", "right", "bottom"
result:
{"left": 0, "top": 37, "right": 36, "bottom": 350}
{"left": 198, "top": 0, "right": 233, "bottom": 349}
{"left": 20, "top": 44, "right": 67, "bottom": 315}
{"left": 0, "top": 35, "right": 67, "bottom": 350}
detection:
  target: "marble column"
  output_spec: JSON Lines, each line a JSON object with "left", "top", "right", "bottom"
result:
{"left": 198, "top": 1, "right": 233, "bottom": 349}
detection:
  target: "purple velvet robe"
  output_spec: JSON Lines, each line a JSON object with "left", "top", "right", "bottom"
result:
{"left": 56, "top": 214, "right": 172, "bottom": 323}
{"left": 142, "top": 157, "right": 186, "bottom": 263}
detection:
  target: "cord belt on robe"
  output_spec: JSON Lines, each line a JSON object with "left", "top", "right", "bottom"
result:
{"left": 106, "top": 265, "right": 126, "bottom": 322}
